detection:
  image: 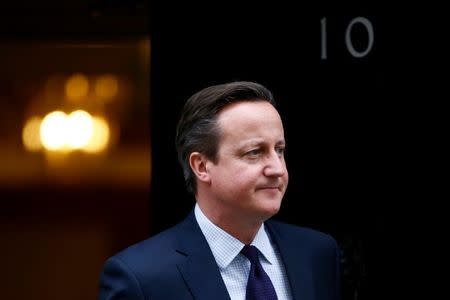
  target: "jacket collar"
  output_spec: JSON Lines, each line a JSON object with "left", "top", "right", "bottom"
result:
{"left": 265, "top": 220, "right": 315, "bottom": 300}
{"left": 175, "top": 211, "right": 231, "bottom": 300}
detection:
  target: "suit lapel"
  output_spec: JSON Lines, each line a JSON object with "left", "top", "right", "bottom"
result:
{"left": 266, "top": 221, "right": 315, "bottom": 300}
{"left": 175, "top": 211, "right": 231, "bottom": 300}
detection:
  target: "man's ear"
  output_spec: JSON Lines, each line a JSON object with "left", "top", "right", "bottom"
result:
{"left": 189, "top": 152, "right": 211, "bottom": 184}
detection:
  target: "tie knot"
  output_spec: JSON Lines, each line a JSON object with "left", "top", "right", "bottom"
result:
{"left": 241, "top": 245, "right": 260, "bottom": 264}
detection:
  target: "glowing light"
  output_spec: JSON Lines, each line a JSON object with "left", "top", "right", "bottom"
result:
{"left": 40, "top": 111, "right": 68, "bottom": 151}
{"left": 66, "top": 110, "right": 94, "bottom": 149}
{"left": 22, "top": 117, "right": 43, "bottom": 152}
{"left": 95, "top": 75, "right": 118, "bottom": 100}
{"left": 38, "top": 110, "right": 110, "bottom": 153}
{"left": 65, "top": 73, "right": 89, "bottom": 101}
{"left": 84, "top": 117, "right": 110, "bottom": 153}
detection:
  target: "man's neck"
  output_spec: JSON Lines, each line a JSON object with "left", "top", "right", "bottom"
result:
{"left": 196, "top": 201, "right": 264, "bottom": 245}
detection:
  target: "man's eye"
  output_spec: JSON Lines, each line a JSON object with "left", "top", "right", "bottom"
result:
{"left": 276, "top": 147, "right": 285, "bottom": 155}
{"left": 246, "top": 149, "right": 261, "bottom": 157}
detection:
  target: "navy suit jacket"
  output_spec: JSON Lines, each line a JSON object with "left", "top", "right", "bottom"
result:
{"left": 99, "top": 210, "right": 341, "bottom": 300}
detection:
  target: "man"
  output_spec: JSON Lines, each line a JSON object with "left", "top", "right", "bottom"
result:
{"left": 99, "top": 81, "right": 341, "bottom": 300}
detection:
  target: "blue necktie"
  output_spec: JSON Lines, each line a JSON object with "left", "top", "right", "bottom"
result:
{"left": 241, "top": 245, "right": 278, "bottom": 300}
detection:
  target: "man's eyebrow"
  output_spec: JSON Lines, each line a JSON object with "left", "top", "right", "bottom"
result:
{"left": 237, "top": 138, "right": 286, "bottom": 149}
{"left": 237, "top": 139, "right": 265, "bottom": 148}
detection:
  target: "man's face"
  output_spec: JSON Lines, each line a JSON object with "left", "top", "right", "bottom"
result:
{"left": 207, "top": 101, "right": 288, "bottom": 223}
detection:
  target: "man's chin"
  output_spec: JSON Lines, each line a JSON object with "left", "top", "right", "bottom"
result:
{"left": 258, "top": 201, "right": 282, "bottom": 219}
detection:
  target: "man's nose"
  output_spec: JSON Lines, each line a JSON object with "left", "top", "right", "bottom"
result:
{"left": 263, "top": 151, "right": 285, "bottom": 177}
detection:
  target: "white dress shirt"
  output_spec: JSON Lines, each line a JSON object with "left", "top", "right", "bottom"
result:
{"left": 194, "top": 203, "right": 293, "bottom": 300}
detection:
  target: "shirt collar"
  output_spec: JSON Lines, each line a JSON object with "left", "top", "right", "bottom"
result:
{"left": 250, "top": 221, "right": 277, "bottom": 265}
{"left": 194, "top": 203, "right": 276, "bottom": 269}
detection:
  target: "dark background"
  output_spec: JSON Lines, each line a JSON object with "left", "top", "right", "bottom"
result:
{"left": 149, "top": 2, "right": 444, "bottom": 299}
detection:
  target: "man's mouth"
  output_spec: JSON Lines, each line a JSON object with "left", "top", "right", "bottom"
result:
{"left": 257, "top": 185, "right": 281, "bottom": 191}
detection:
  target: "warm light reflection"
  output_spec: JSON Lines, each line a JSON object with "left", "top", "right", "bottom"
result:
{"left": 30, "top": 110, "right": 111, "bottom": 153}
{"left": 95, "top": 74, "right": 118, "bottom": 100}
{"left": 66, "top": 110, "right": 93, "bottom": 149}
{"left": 84, "top": 117, "right": 110, "bottom": 153}
{"left": 40, "top": 111, "right": 68, "bottom": 151}
{"left": 22, "top": 117, "right": 43, "bottom": 152}
{"left": 66, "top": 73, "right": 89, "bottom": 101}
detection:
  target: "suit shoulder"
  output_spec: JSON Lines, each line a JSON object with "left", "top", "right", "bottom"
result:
{"left": 107, "top": 222, "right": 184, "bottom": 275}
{"left": 99, "top": 219, "right": 196, "bottom": 299}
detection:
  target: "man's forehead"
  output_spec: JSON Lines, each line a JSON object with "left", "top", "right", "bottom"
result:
{"left": 218, "top": 100, "right": 278, "bottom": 117}
{"left": 217, "top": 102, "right": 282, "bottom": 126}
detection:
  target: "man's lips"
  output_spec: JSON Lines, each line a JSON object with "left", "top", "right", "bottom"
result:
{"left": 256, "top": 185, "right": 282, "bottom": 191}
